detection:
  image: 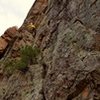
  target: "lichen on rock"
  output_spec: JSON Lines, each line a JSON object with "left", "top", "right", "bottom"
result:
{"left": 0, "top": 0, "right": 100, "bottom": 100}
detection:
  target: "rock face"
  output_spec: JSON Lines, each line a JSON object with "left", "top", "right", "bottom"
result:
{"left": 0, "top": 0, "right": 100, "bottom": 100}
{"left": 0, "top": 26, "right": 18, "bottom": 58}
{"left": 0, "top": 38, "right": 7, "bottom": 53}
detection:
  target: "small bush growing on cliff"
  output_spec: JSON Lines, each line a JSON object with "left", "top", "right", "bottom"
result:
{"left": 4, "top": 45, "right": 40, "bottom": 74}
{"left": 15, "top": 45, "right": 40, "bottom": 72}
{"left": 20, "top": 45, "right": 40, "bottom": 64}
{"left": 15, "top": 60, "right": 29, "bottom": 73}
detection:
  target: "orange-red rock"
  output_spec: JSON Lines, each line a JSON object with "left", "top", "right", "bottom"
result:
{"left": 0, "top": 37, "right": 8, "bottom": 53}
{"left": 0, "top": 26, "right": 18, "bottom": 54}
{"left": 2, "top": 26, "right": 18, "bottom": 42}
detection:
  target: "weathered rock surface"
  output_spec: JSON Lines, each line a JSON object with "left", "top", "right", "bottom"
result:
{"left": 0, "top": 26, "right": 18, "bottom": 58}
{"left": 0, "top": 38, "right": 7, "bottom": 53}
{"left": 0, "top": 0, "right": 100, "bottom": 100}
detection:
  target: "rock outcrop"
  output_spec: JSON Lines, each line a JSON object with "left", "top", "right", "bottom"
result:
{"left": 0, "top": 0, "right": 100, "bottom": 100}
{"left": 0, "top": 26, "right": 18, "bottom": 58}
{"left": 0, "top": 38, "right": 7, "bottom": 54}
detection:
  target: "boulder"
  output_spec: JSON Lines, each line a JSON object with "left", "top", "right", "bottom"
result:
{"left": 0, "top": 38, "right": 8, "bottom": 53}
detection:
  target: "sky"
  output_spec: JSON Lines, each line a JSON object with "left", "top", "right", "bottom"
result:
{"left": 0, "top": 0, "right": 35, "bottom": 36}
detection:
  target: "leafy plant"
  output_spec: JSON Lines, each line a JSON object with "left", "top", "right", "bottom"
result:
{"left": 4, "top": 45, "right": 40, "bottom": 74}
{"left": 20, "top": 45, "right": 40, "bottom": 64}
{"left": 15, "top": 60, "right": 29, "bottom": 73}
{"left": 16, "top": 45, "right": 40, "bottom": 72}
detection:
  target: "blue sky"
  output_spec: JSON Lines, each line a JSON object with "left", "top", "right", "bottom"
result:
{"left": 0, "top": 0, "right": 35, "bottom": 35}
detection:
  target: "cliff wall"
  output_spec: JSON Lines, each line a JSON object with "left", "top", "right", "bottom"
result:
{"left": 0, "top": 0, "right": 100, "bottom": 100}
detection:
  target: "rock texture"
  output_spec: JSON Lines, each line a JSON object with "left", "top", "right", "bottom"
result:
{"left": 0, "top": 0, "right": 100, "bottom": 100}
{"left": 0, "top": 26, "right": 18, "bottom": 54}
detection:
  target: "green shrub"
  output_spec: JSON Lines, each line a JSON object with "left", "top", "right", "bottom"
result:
{"left": 4, "top": 45, "right": 40, "bottom": 74}
{"left": 16, "top": 45, "right": 40, "bottom": 72}
{"left": 20, "top": 45, "right": 40, "bottom": 64}
{"left": 15, "top": 60, "right": 29, "bottom": 73}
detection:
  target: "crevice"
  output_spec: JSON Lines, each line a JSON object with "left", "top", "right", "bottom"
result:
{"left": 42, "top": 63, "right": 48, "bottom": 79}
{"left": 90, "top": 0, "right": 98, "bottom": 7}
{"left": 73, "top": 18, "right": 84, "bottom": 25}
{"left": 39, "top": 88, "right": 46, "bottom": 100}
{"left": 96, "top": 23, "right": 100, "bottom": 33}
{"left": 42, "top": 21, "right": 59, "bottom": 51}
{"left": 42, "top": 91, "right": 46, "bottom": 100}
{"left": 43, "top": 6, "right": 48, "bottom": 14}
{"left": 0, "top": 45, "right": 9, "bottom": 59}
{"left": 67, "top": 79, "right": 89, "bottom": 100}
